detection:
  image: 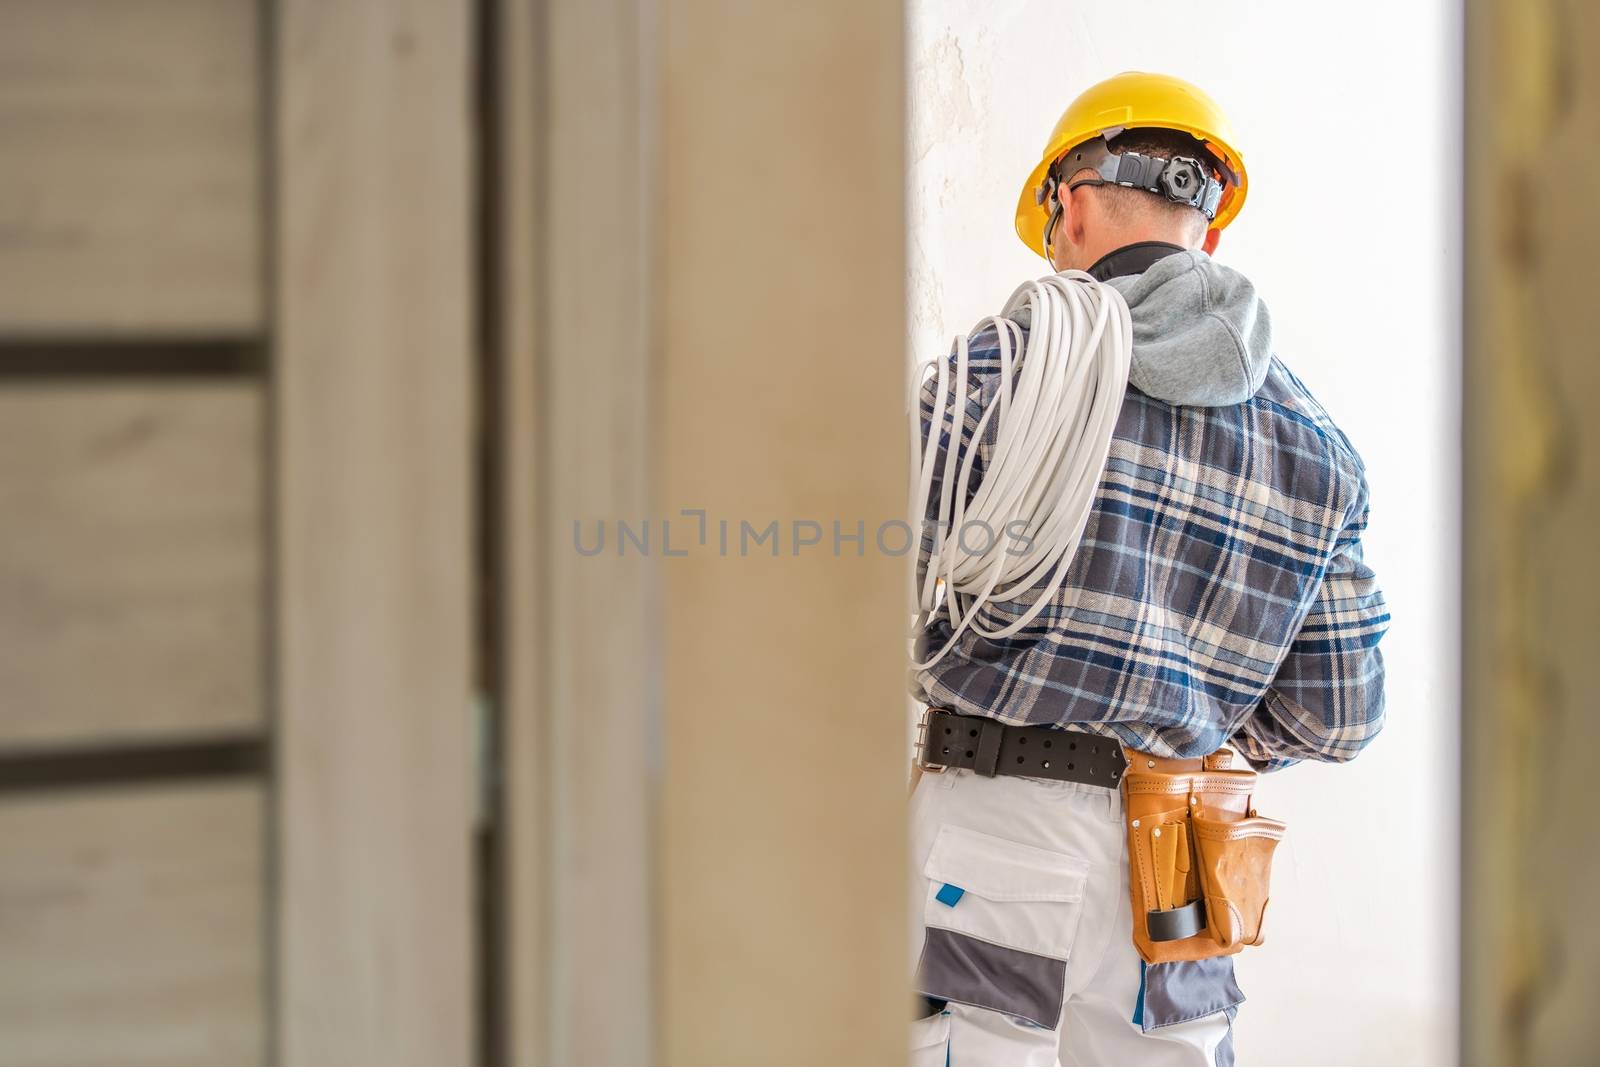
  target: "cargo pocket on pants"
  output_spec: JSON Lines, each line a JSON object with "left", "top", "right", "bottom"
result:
{"left": 913, "top": 824, "right": 1090, "bottom": 1031}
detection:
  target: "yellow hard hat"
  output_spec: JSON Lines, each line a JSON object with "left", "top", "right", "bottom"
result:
{"left": 1014, "top": 71, "right": 1248, "bottom": 259}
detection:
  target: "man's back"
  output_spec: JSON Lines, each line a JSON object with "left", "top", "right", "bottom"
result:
{"left": 909, "top": 76, "right": 1390, "bottom": 1067}
{"left": 913, "top": 250, "right": 1388, "bottom": 767}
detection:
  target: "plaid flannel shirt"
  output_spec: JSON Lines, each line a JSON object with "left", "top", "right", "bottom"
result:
{"left": 913, "top": 319, "right": 1389, "bottom": 769}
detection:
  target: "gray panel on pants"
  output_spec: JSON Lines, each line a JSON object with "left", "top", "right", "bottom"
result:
{"left": 1142, "top": 957, "right": 1245, "bottom": 1033}
{"left": 914, "top": 927, "right": 1067, "bottom": 1031}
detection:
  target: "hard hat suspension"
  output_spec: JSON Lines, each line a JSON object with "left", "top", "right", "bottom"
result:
{"left": 1040, "top": 135, "right": 1226, "bottom": 225}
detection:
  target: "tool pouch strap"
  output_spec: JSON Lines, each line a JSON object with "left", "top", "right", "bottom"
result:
{"left": 1122, "top": 749, "right": 1286, "bottom": 964}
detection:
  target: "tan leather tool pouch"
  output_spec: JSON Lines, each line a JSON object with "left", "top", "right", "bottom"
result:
{"left": 1123, "top": 751, "right": 1286, "bottom": 964}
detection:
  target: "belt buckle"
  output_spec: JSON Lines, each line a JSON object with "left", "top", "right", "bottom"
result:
{"left": 914, "top": 707, "right": 948, "bottom": 773}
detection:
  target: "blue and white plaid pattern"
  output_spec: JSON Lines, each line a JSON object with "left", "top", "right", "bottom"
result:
{"left": 914, "top": 322, "right": 1389, "bottom": 769}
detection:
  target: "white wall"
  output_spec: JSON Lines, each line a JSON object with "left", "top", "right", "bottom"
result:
{"left": 909, "top": 4, "right": 1460, "bottom": 1064}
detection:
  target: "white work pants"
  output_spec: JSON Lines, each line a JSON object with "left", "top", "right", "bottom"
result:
{"left": 909, "top": 767, "right": 1238, "bottom": 1066}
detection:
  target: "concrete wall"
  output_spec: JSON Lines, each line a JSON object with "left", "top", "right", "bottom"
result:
{"left": 909, "top": 4, "right": 1459, "bottom": 1064}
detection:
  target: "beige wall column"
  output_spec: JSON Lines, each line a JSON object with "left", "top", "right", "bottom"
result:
{"left": 653, "top": 2, "right": 908, "bottom": 1065}
{"left": 1463, "top": 0, "right": 1600, "bottom": 1062}
{"left": 275, "top": 3, "right": 475, "bottom": 1066}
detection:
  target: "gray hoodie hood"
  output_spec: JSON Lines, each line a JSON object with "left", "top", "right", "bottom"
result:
{"left": 1102, "top": 249, "right": 1272, "bottom": 408}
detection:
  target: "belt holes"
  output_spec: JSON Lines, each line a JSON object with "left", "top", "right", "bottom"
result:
{"left": 1018, "top": 736, "right": 1028, "bottom": 746}
{"left": 965, "top": 750, "right": 974, "bottom": 759}
{"left": 1068, "top": 741, "right": 1077, "bottom": 751}
{"left": 1042, "top": 760, "right": 1051, "bottom": 769}
{"left": 1043, "top": 739, "right": 1052, "bottom": 749}
{"left": 942, "top": 747, "right": 950, "bottom": 755}
{"left": 969, "top": 729, "right": 978, "bottom": 738}
{"left": 1016, "top": 756, "right": 1025, "bottom": 764}
{"left": 1067, "top": 762, "right": 1075, "bottom": 770}
{"left": 944, "top": 727, "right": 952, "bottom": 736}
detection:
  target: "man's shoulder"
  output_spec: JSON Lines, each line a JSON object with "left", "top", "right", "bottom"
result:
{"left": 964, "top": 318, "right": 1018, "bottom": 361}
{"left": 923, "top": 318, "right": 1022, "bottom": 401}
{"left": 1249, "top": 356, "right": 1370, "bottom": 500}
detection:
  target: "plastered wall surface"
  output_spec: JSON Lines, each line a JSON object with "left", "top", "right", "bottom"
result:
{"left": 909, "top": 4, "right": 1459, "bottom": 1064}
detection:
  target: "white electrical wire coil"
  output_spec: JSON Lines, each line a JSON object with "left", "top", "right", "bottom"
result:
{"left": 910, "top": 270, "right": 1133, "bottom": 671}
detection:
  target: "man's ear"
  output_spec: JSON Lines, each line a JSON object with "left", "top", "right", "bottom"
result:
{"left": 1057, "top": 181, "right": 1088, "bottom": 249}
{"left": 1202, "top": 228, "right": 1222, "bottom": 256}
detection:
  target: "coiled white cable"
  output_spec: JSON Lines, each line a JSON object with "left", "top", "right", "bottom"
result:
{"left": 910, "top": 270, "right": 1133, "bottom": 671}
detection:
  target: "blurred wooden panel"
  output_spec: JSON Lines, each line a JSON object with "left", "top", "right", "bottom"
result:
{"left": 491, "top": 0, "right": 554, "bottom": 1061}
{"left": 1464, "top": 0, "right": 1600, "bottom": 1063}
{"left": 0, "top": 782, "right": 265, "bottom": 1067}
{"left": 0, "top": 0, "right": 262, "bottom": 335}
{"left": 276, "top": 2, "right": 474, "bottom": 1066}
{"left": 496, "top": 0, "right": 656, "bottom": 1062}
{"left": 0, "top": 385, "right": 263, "bottom": 751}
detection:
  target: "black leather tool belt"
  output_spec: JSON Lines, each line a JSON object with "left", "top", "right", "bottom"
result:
{"left": 917, "top": 709, "right": 1128, "bottom": 788}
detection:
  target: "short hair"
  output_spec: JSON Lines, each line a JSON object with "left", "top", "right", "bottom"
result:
{"left": 1067, "top": 128, "right": 1223, "bottom": 246}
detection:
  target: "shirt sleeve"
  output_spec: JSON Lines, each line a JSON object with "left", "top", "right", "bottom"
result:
{"left": 914, "top": 322, "right": 1008, "bottom": 598}
{"left": 1231, "top": 488, "right": 1390, "bottom": 770}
